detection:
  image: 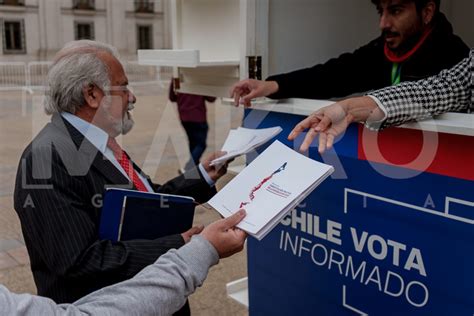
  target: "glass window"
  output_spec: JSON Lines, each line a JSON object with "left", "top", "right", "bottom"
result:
{"left": 137, "top": 25, "right": 153, "bottom": 49}
{"left": 2, "top": 20, "right": 26, "bottom": 54}
{"left": 75, "top": 22, "right": 95, "bottom": 40}
{"left": 0, "top": 0, "right": 25, "bottom": 5}
{"left": 135, "top": 0, "right": 154, "bottom": 13}
{"left": 73, "top": 0, "right": 95, "bottom": 10}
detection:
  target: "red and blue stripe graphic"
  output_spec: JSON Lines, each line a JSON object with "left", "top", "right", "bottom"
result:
{"left": 240, "top": 162, "right": 287, "bottom": 208}
{"left": 357, "top": 125, "right": 474, "bottom": 181}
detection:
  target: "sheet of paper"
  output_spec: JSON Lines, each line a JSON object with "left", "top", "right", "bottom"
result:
{"left": 207, "top": 141, "right": 334, "bottom": 238}
{"left": 211, "top": 126, "right": 282, "bottom": 166}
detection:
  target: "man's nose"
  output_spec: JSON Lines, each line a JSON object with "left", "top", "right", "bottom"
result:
{"left": 379, "top": 12, "right": 391, "bottom": 30}
{"left": 128, "top": 91, "right": 137, "bottom": 104}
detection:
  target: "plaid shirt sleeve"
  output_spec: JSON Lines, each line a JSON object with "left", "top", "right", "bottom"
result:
{"left": 367, "top": 49, "right": 473, "bottom": 130}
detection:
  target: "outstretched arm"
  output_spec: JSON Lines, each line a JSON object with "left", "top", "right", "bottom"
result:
{"left": 288, "top": 96, "right": 383, "bottom": 153}
{"left": 368, "top": 50, "right": 472, "bottom": 128}
{"left": 1, "top": 211, "right": 247, "bottom": 315}
{"left": 288, "top": 50, "right": 473, "bottom": 153}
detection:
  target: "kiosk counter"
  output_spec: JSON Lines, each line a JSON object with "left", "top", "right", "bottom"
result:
{"left": 242, "top": 99, "right": 473, "bottom": 315}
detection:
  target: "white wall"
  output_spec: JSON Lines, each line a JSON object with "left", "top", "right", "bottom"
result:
{"left": 442, "top": 0, "right": 474, "bottom": 48}
{"left": 176, "top": 0, "right": 240, "bottom": 61}
{"left": 268, "top": 0, "right": 379, "bottom": 76}
{"left": 109, "top": 0, "right": 127, "bottom": 51}
{"left": 42, "top": 0, "right": 62, "bottom": 56}
{"left": 267, "top": 0, "right": 473, "bottom": 76}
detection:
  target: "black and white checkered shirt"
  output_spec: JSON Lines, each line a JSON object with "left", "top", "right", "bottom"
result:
{"left": 368, "top": 49, "right": 473, "bottom": 130}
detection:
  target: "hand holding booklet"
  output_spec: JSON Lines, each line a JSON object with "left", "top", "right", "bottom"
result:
{"left": 210, "top": 126, "right": 282, "bottom": 166}
{"left": 206, "top": 140, "right": 334, "bottom": 240}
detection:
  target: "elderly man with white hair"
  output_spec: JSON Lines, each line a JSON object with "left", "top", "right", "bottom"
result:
{"left": 13, "top": 40, "right": 229, "bottom": 315}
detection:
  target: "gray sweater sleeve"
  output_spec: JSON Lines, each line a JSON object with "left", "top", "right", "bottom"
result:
{"left": 0, "top": 236, "right": 219, "bottom": 316}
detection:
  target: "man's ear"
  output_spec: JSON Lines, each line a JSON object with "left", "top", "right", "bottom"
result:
{"left": 422, "top": 1, "right": 436, "bottom": 25}
{"left": 82, "top": 83, "right": 102, "bottom": 109}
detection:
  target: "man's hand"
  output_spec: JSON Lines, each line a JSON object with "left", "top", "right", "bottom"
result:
{"left": 201, "top": 209, "right": 248, "bottom": 258}
{"left": 181, "top": 225, "right": 204, "bottom": 243}
{"left": 288, "top": 102, "right": 352, "bottom": 153}
{"left": 288, "top": 97, "right": 382, "bottom": 153}
{"left": 201, "top": 151, "right": 229, "bottom": 182}
{"left": 230, "top": 79, "right": 279, "bottom": 107}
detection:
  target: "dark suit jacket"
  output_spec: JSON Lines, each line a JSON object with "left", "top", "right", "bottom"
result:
{"left": 14, "top": 114, "right": 216, "bottom": 303}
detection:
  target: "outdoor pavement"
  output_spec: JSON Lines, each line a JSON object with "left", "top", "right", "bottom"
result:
{"left": 0, "top": 84, "right": 248, "bottom": 315}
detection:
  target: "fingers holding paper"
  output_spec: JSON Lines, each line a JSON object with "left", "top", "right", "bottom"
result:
{"left": 201, "top": 209, "right": 248, "bottom": 259}
{"left": 230, "top": 79, "right": 279, "bottom": 107}
{"left": 202, "top": 151, "right": 229, "bottom": 182}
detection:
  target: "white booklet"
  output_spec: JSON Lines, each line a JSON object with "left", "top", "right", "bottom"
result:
{"left": 207, "top": 140, "right": 334, "bottom": 240}
{"left": 210, "top": 126, "right": 282, "bottom": 166}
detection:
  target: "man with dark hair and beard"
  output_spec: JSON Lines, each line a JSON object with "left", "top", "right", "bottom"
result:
{"left": 231, "top": 0, "right": 469, "bottom": 106}
{"left": 14, "top": 40, "right": 230, "bottom": 316}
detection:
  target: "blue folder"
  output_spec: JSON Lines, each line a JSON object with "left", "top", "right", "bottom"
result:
{"left": 99, "top": 188, "right": 195, "bottom": 242}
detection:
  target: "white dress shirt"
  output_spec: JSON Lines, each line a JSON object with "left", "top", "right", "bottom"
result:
{"left": 61, "top": 112, "right": 214, "bottom": 190}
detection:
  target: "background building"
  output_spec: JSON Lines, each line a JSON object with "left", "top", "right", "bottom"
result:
{"left": 0, "top": 0, "right": 170, "bottom": 62}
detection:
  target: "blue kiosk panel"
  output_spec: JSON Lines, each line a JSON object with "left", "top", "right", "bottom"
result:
{"left": 245, "top": 109, "right": 474, "bottom": 316}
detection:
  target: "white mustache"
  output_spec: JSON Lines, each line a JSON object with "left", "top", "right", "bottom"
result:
{"left": 127, "top": 103, "right": 135, "bottom": 111}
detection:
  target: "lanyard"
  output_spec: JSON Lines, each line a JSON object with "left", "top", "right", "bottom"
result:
{"left": 391, "top": 63, "right": 401, "bottom": 86}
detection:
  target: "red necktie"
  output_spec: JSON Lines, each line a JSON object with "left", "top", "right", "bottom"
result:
{"left": 107, "top": 137, "right": 148, "bottom": 192}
